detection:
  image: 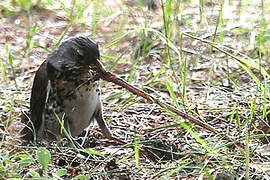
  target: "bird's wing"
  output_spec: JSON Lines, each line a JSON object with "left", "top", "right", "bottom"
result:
{"left": 22, "top": 60, "right": 49, "bottom": 140}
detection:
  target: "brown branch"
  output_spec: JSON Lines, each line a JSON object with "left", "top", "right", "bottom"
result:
{"left": 94, "top": 60, "right": 244, "bottom": 150}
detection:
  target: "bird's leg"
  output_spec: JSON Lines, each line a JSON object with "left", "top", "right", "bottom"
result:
{"left": 94, "top": 104, "right": 112, "bottom": 138}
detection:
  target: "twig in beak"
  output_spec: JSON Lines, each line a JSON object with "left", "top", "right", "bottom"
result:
{"left": 93, "top": 60, "right": 244, "bottom": 151}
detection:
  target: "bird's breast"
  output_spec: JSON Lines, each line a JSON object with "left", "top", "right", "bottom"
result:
{"left": 62, "top": 82, "right": 101, "bottom": 136}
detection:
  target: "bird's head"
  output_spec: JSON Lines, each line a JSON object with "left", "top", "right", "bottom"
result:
{"left": 47, "top": 36, "right": 104, "bottom": 79}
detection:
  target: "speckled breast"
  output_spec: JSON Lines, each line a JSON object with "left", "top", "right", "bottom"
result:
{"left": 42, "top": 68, "right": 100, "bottom": 139}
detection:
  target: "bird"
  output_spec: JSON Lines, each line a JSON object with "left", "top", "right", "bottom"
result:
{"left": 22, "top": 36, "right": 112, "bottom": 142}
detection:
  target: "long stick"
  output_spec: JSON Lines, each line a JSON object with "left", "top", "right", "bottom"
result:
{"left": 94, "top": 60, "right": 243, "bottom": 150}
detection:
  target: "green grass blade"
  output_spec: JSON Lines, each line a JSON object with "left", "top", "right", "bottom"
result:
{"left": 161, "top": 159, "right": 191, "bottom": 179}
{"left": 117, "top": 152, "right": 135, "bottom": 164}
{"left": 164, "top": 78, "right": 216, "bottom": 155}
{"left": 78, "top": 148, "right": 104, "bottom": 156}
{"left": 134, "top": 136, "right": 140, "bottom": 168}
{"left": 0, "top": 58, "right": 6, "bottom": 81}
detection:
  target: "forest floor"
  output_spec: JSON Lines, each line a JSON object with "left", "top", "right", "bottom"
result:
{"left": 0, "top": 0, "right": 270, "bottom": 179}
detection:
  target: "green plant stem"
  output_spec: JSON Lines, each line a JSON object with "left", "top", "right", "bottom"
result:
{"left": 161, "top": 0, "right": 172, "bottom": 66}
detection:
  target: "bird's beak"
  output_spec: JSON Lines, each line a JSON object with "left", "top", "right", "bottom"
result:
{"left": 94, "top": 59, "right": 107, "bottom": 74}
